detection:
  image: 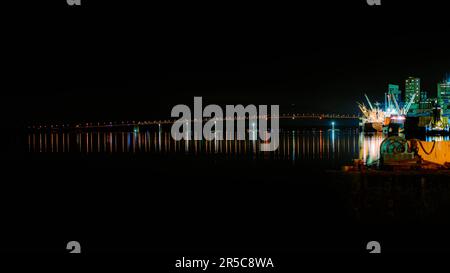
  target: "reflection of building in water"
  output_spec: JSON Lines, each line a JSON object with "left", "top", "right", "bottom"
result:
{"left": 359, "top": 133, "right": 385, "bottom": 165}
{"left": 425, "top": 135, "right": 450, "bottom": 142}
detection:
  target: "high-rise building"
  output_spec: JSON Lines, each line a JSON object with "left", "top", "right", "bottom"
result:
{"left": 420, "top": 91, "right": 427, "bottom": 101}
{"left": 419, "top": 91, "right": 432, "bottom": 110}
{"left": 438, "top": 80, "right": 450, "bottom": 111}
{"left": 405, "top": 77, "right": 421, "bottom": 104}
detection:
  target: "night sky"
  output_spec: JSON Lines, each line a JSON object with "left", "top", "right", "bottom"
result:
{"left": 2, "top": 0, "right": 449, "bottom": 126}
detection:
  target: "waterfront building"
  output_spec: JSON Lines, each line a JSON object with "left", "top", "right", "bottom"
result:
{"left": 419, "top": 91, "right": 432, "bottom": 111}
{"left": 405, "top": 77, "right": 421, "bottom": 111}
{"left": 438, "top": 80, "right": 450, "bottom": 113}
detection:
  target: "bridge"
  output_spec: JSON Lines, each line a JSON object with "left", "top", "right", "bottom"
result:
{"left": 28, "top": 113, "right": 361, "bottom": 130}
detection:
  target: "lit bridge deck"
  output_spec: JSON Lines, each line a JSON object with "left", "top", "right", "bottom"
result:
{"left": 29, "top": 113, "right": 361, "bottom": 130}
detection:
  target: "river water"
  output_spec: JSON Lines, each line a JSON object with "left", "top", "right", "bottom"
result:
{"left": 5, "top": 127, "right": 449, "bottom": 253}
{"left": 26, "top": 128, "right": 377, "bottom": 169}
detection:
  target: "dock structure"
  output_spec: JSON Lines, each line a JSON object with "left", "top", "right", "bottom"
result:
{"left": 416, "top": 140, "right": 450, "bottom": 167}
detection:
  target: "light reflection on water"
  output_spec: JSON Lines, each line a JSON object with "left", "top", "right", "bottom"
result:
{"left": 27, "top": 128, "right": 396, "bottom": 167}
{"left": 425, "top": 135, "right": 450, "bottom": 142}
{"left": 358, "top": 133, "right": 384, "bottom": 166}
{"left": 28, "top": 129, "right": 447, "bottom": 163}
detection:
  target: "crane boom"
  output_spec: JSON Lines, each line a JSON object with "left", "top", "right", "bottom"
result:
{"left": 357, "top": 102, "right": 369, "bottom": 118}
{"left": 403, "top": 92, "right": 417, "bottom": 114}
{"left": 364, "top": 94, "right": 374, "bottom": 110}
{"left": 389, "top": 90, "right": 401, "bottom": 114}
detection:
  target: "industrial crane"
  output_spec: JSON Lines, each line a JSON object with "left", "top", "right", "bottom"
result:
{"left": 388, "top": 90, "right": 417, "bottom": 116}
{"left": 357, "top": 94, "right": 385, "bottom": 124}
{"left": 365, "top": 94, "right": 374, "bottom": 110}
{"left": 402, "top": 92, "right": 418, "bottom": 115}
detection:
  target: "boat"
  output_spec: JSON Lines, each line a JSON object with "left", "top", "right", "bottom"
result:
{"left": 358, "top": 88, "right": 418, "bottom": 135}
{"left": 358, "top": 94, "right": 385, "bottom": 133}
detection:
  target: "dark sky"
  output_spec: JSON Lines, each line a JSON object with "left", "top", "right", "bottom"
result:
{"left": 2, "top": 0, "right": 450, "bottom": 126}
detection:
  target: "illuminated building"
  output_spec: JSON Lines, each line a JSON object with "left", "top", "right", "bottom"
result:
{"left": 405, "top": 77, "right": 421, "bottom": 111}
{"left": 438, "top": 80, "right": 450, "bottom": 113}
{"left": 419, "top": 91, "right": 432, "bottom": 110}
